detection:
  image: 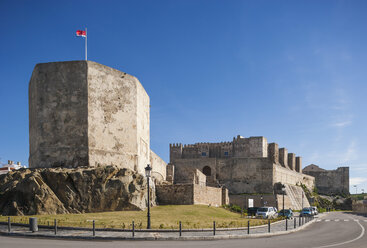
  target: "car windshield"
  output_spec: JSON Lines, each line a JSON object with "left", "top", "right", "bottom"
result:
{"left": 258, "top": 208, "right": 269, "bottom": 212}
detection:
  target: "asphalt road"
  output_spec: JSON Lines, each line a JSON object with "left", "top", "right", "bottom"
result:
{"left": 0, "top": 212, "right": 366, "bottom": 248}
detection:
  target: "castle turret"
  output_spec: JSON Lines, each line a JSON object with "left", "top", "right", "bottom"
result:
{"left": 170, "top": 143, "right": 183, "bottom": 162}
{"left": 288, "top": 153, "right": 296, "bottom": 170}
{"left": 29, "top": 61, "right": 150, "bottom": 174}
{"left": 268, "top": 143, "right": 279, "bottom": 164}
{"left": 279, "top": 148, "right": 288, "bottom": 168}
{"left": 295, "top": 157, "right": 302, "bottom": 173}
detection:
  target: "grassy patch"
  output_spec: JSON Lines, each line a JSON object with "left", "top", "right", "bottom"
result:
{"left": 1, "top": 205, "right": 275, "bottom": 229}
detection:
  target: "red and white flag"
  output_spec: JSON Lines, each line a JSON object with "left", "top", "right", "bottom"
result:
{"left": 76, "top": 30, "right": 86, "bottom": 37}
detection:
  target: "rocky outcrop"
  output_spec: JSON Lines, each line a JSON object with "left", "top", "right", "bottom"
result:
{"left": 0, "top": 166, "right": 155, "bottom": 216}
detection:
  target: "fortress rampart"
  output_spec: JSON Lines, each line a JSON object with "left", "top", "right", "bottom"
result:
{"left": 303, "top": 164, "right": 349, "bottom": 195}
{"left": 169, "top": 135, "right": 313, "bottom": 195}
{"left": 29, "top": 61, "right": 166, "bottom": 178}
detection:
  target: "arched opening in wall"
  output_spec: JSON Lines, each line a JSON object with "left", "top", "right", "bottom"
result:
{"left": 203, "top": 166, "right": 211, "bottom": 176}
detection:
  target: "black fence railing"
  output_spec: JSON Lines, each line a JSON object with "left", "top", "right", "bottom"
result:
{"left": 0, "top": 216, "right": 315, "bottom": 238}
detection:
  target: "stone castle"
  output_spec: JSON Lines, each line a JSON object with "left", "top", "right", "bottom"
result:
{"left": 167, "top": 136, "right": 316, "bottom": 209}
{"left": 29, "top": 61, "right": 167, "bottom": 179}
{"left": 303, "top": 164, "right": 349, "bottom": 195}
{"left": 26, "top": 61, "right": 349, "bottom": 212}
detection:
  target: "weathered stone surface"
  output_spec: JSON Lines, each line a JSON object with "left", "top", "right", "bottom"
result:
{"left": 0, "top": 166, "right": 155, "bottom": 216}
{"left": 169, "top": 136, "right": 315, "bottom": 196}
{"left": 303, "top": 164, "right": 349, "bottom": 195}
{"left": 29, "top": 61, "right": 167, "bottom": 177}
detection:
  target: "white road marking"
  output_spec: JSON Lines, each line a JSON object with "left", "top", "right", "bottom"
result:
{"left": 354, "top": 219, "right": 358, "bottom": 221}
{"left": 334, "top": 219, "right": 339, "bottom": 222}
{"left": 316, "top": 220, "right": 321, "bottom": 222}
{"left": 325, "top": 219, "right": 330, "bottom": 222}
{"left": 312, "top": 220, "right": 365, "bottom": 248}
{"left": 364, "top": 220, "right": 367, "bottom": 222}
{"left": 344, "top": 219, "right": 349, "bottom": 222}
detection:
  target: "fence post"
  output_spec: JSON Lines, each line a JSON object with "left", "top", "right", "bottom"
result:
{"left": 268, "top": 219, "right": 270, "bottom": 233}
{"left": 54, "top": 219, "right": 57, "bottom": 235}
{"left": 294, "top": 218, "right": 296, "bottom": 229}
{"left": 213, "top": 221, "right": 216, "bottom": 236}
{"left": 299, "top": 216, "right": 301, "bottom": 226}
{"left": 93, "top": 220, "right": 95, "bottom": 237}
{"left": 132, "top": 221, "right": 135, "bottom": 238}
{"left": 286, "top": 218, "right": 288, "bottom": 231}
{"left": 247, "top": 220, "right": 250, "bottom": 234}
{"left": 179, "top": 221, "right": 182, "bottom": 237}
{"left": 8, "top": 217, "right": 11, "bottom": 233}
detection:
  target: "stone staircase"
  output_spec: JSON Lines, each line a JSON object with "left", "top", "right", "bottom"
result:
{"left": 277, "top": 184, "right": 310, "bottom": 210}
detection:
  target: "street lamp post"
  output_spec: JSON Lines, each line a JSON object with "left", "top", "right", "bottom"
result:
{"left": 353, "top": 185, "right": 357, "bottom": 194}
{"left": 145, "top": 164, "right": 152, "bottom": 229}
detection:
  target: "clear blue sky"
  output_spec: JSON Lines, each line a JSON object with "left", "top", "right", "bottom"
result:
{"left": 0, "top": 0, "right": 366, "bottom": 194}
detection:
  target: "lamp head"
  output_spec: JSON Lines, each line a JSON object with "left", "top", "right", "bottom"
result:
{"left": 145, "top": 164, "right": 152, "bottom": 177}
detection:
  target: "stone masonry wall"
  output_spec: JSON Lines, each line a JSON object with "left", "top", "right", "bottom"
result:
{"left": 172, "top": 157, "right": 274, "bottom": 194}
{"left": 150, "top": 150, "right": 167, "bottom": 181}
{"left": 229, "top": 194, "right": 277, "bottom": 209}
{"left": 29, "top": 61, "right": 89, "bottom": 168}
{"left": 303, "top": 166, "right": 349, "bottom": 195}
{"left": 156, "top": 184, "right": 225, "bottom": 206}
{"left": 273, "top": 165, "right": 315, "bottom": 190}
{"left": 156, "top": 184, "right": 194, "bottom": 205}
{"left": 87, "top": 61, "right": 150, "bottom": 175}
{"left": 29, "top": 61, "right": 156, "bottom": 175}
{"left": 193, "top": 184, "right": 223, "bottom": 206}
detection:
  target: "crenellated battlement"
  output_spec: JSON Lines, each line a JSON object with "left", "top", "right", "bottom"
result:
{"left": 170, "top": 135, "right": 303, "bottom": 173}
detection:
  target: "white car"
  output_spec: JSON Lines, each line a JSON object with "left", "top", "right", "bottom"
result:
{"left": 256, "top": 207, "right": 278, "bottom": 219}
{"left": 311, "top": 206, "right": 318, "bottom": 215}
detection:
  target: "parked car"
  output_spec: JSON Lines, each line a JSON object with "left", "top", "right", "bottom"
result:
{"left": 247, "top": 207, "right": 259, "bottom": 216}
{"left": 278, "top": 209, "right": 293, "bottom": 219}
{"left": 311, "top": 206, "right": 318, "bottom": 215}
{"left": 256, "top": 207, "right": 278, "bottom": 219}
{"left": 300, "top": 207, "right": 313, "bottom": 217}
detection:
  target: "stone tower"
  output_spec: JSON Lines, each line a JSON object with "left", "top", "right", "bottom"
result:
{"left": 29, "top": 61, "right": 150, "bottom": 175}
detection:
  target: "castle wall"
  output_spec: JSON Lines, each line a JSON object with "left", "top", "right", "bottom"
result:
{"left": 29, "top": 61, "right": 89, "bottom": 168}
{"left": 303, "top": 166, "right": 349, "bottom": 195}
{"left": 166, "top": 163, "right": 174, "bottom": 183}
{"left": 150, "top": 150, "right": 167, "bottom": 181}
{"left": 172, "top": 157, "right": 274, "bottom": 194}
{"left": 156, "top": 184, "right": 194, "bottom": 205}
{"left": 217, "top": 158, "right": 274, "bottom": 194}
{"left": 136, "top": 80, "right": 151, "bottom": 174}
{"left": 29, "top": 61, "right": 161, "bottom": 175}
{"left": 87, "top": 61, "right": 149, "bottom": 173}
{"left": 194, "top": 169, "right": 207, "bottom": 186}
{"left": 173, "top": 158, "right": 217, "bottom": 185}
{"left": 193, "top": 185, "right": 224, "bottom": 206}
{"left": 273, "top": 165, "right": 314, "bottom": 190}
{"left": 229, "top": 194, "right": 277, "bottom": 208}
{"left": 279, "top": 148, "right": 289, "bottom": 168}
{"left": 156, "top": 184, "right": 225, "bottom": 206}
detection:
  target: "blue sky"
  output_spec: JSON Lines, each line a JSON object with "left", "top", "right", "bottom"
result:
{"left": 0, "top": 0, "right": 366, "bottom": 193}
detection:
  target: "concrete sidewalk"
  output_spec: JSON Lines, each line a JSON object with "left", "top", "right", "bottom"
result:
{"left": 0, "top": 215, "right": 321, "bottom": 241}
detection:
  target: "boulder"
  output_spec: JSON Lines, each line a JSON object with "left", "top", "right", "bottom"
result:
{"left": 0, "top": 166, "right": 155, "bottom": 215}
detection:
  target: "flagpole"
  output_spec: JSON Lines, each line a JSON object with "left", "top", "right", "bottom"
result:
{"left": 85, "top": 28, "right": 87, "bottom": 61}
